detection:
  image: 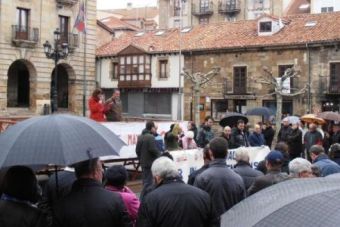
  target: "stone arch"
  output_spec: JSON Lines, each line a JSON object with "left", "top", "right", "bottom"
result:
{"left": 7, "top": 59, "right": 37, "bottom": 108}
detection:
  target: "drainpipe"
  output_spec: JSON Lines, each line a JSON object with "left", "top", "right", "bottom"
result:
{"left": 306, "top": 43, "right": 311, "bottom": 113}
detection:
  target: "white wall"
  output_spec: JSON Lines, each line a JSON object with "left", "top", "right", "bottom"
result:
{"left": 311, "top": 0, "right": 340, "bottom": 13}
{"left": 97, "top": 58, "right": 119, "bottom": 88}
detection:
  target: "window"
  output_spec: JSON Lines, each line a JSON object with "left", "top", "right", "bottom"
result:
{"left": 278, "top": 65, "right": 294, "bottom": 89}
{"left": 233, "top": 66, "right": 247, "bottom": 94}
{"left": 330, "top": 63, "right": 340, "bottom": 93}
{"left": 16, "top": 8, "right": 29, "bottom": 39}
{"left": 234, "top": 100, "right": 247, "bottom": 114}
{"left": 59, "top": 16, "right": 69, "bottom": 44}
{"left": 321, "top": 7, "right": 334, "bottom": 13}
{"left": 212, "top": 99, "right": 228, "bottom": 121}
{"left": 144, "top": 93, "right": 171, "bottom": 114}
{"left": 200, "top": 0, "right": 209, "bottom": 12}
{"left": 199, "top": 17, "right": 209, "bottom": 25}
{"left": 253, "top": 0, "right": 265, "bottom": 9}
{"left": 119, "top": 55, "right": 151, "bottom": 81}
{"left": 111, "top": 62, "right": 119, "bottom": 80}
{"left": 174, "top": 0, "right": 181, "bottom": 16}
{"left": 159, "top": 60, "right": 168, "bottom": 78}
{"left": 259, "top": 21, "right": 272, "bottom": 32}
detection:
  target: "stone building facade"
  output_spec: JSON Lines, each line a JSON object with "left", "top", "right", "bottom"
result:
{"left": 0, "top": 0, "right": 97, "bottom": 115}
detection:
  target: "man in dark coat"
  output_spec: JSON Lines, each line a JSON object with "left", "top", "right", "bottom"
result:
{"left": 53, "top": 158, "right": 132, "bottom": 227}
{"left": 197, "top": 116, "right": 215, "bottom": 148}
{"left": 233, "top": 148, "right": 264, "bottom": 190}
{"left": 105, "top": 89, "right": 123, "bottom": 122}
{"left": 248, "top": 124, "right": 265, "bottom": 147}
{"left": 287, "top": 123, "right": 303, "bottom": 160}
{"left": 277, "top": 119, "right": 292, "bottom": 143}
{"left": 304, "top": 123, "right": 323, "bottom": 160}
{"left": 188, "top": 145, "right": 211, "bottom": 185}
{"left": 310, "top": 145, "right": 340, "bottom": 177}
{"left": 248, "top": 150, "right": 289, "bottom": 196}
{"left": 194, "top": 138, "right": 246, "bottom": 222}
{"left": 230, "top": 120, "right": 250, "bottom": 148}
{"left": 331, "top": 124, "right": 340, "bottom": 144}
{"left": 137, "top": 157, "right": 217, "bottom": 227}
{"left": 262, "top": 122, "right": 275, "bottom": 148}
{"left": 136, "top": 121, "right": 161, "bottom": 199}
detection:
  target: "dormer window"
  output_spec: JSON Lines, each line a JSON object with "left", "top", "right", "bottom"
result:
{"left": 259, "top": 21, "right": 272, "bottom": 32}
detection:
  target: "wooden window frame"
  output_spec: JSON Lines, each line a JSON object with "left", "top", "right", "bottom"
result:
{"left": 16, "top": 8, "right": 29, "bottom": 39}
{"left": 233, "top": 66, "right": 247, "bottom": 94}
{"left": 118, "top": 55, "right": 151, "bottom": 81}
{"left": 59, "top": 15, "right": 69, "bottom": 44}
{"left": 330, "top": 62, "right": 340, "bottom": 93}
{"left": 159, "top": 60, "right": 168, "bottom": 79}
{"left": 259, "top": 21, "right": 272, "bottom": 32}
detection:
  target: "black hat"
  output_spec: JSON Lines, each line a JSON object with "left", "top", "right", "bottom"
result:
{"left": 104, "top": 165, "right": 128, "bottom": 188}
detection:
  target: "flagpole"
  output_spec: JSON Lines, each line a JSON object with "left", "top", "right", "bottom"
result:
{"left": 82, "top": 0, "right": 87, "bottom": 117}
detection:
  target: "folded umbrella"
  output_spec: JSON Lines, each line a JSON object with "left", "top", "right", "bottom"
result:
{"left": 0, "top": 114, "right": 125, "bottom": 169}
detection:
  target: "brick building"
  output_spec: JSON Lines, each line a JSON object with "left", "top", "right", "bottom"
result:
{"left": 0, "top": 0, "right": 97, "bottom": 115}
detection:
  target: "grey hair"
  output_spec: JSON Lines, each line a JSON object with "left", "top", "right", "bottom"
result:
{"left": 151, "top": 157, "right": 179, "bottom": 179}
{"left": 234, "top": 148, "right": 250, "bottom": 163}
{"left": 289, "top": 158, "right": 312, "bottom": 178}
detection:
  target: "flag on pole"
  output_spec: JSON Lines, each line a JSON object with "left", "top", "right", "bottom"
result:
{"left": 74, "top": 1, "right": 86, "bottom": 33}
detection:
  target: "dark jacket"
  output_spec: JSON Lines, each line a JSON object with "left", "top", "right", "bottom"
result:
{"left": 0, "top": 199, "right": 47, "bottom": 227}
{"left": 220, "top": 133, "right": 231, "bottom": 148}
{"left": 194, "top": 159, "right": 246, "bottom": 220}
{"left": 248, "top": 132, "right": 265, "bottom": 147}
{"left": 313, "top": 154, "right": 340, "bottom": 177}
{"left": 331, "top": 132, "right": 340, "bottom": 144}
{"left": 230, "top": 128, "right": 249, "bottom": 148}
{"left": 105, "top": 98, "right": 123, "bottom": 122}
{"left": 247, "top": 170, "right": 289, "bottom": 196}
{"left": 304, "top": 130, "right": 323, "bottom": 152}
{"left": 197, "top": 125, "right": 215, "bottom": 148}
{"left": 287, "top": 128, "right": 303, "bottom": 156}
{"left": 137, "top": 177, "right": 217, "bottom": 227}
{"left": 233, "top": 161, "right": 264, "bottom": 190}
{"left": 263, "top": 126, "right": 275, "bottom": 148}
{"left": 136, "top": 130, "right": 161, "bottom": 168}
{"left": 278, "top": 126, "right": 293, "bottom": 143}
{"left": 53, "top": 178, "right": 132, "bottom": 227}
{"left": 187, "top": 164, "right": 209, "bottom": 185}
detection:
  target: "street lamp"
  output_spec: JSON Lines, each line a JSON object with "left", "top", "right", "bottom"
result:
{"left": 43, "top": 28, "right": 69, "bottom": 113}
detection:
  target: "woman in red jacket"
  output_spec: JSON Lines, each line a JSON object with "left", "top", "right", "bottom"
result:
{"left": 88, "top": 88, "right": 106, "bottom": 122}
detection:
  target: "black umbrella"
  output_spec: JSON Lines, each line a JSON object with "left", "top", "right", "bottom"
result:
{"left": 0, "top": 114, "right": 125, "bottom": 168}
{"left": 245, "top": 107, "right": 274, "bottom": 119}
{"left": 221, "top": 177, "right": 340, "bottom": 227}
{"left": 219, "top": 112, "right": 248, "bottom": 127}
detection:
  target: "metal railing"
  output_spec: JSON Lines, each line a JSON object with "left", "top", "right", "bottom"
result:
{"left": 12, "top": 25, "right": 39, "bottom": 43}
{"left": 218, "top": 0, "right": 241, "bottom": 14}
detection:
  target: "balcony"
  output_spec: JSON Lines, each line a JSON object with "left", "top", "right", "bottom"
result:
{"left": 118, "top": 75, "right": 151, "bottom": 88}
{"left": 59, "top": 33, "right": 79, "bottom": 52}
{"left": 218, "top": 0, "right": 241, "bottom": 14}
{"left": 329, "top": 83, "right": 340, "bottom": 94}
{"left": 192, "top": 2, "right": 214, "bottom": 16}
{"left": 12, "top": 25, "right": 39, "bottom": 48}
{"left": 56, "top": 0, "right": 78, "bottom": 6}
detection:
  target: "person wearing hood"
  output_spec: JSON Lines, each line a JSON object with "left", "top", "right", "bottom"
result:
{"left": 136, "top": 121, "right": 161, "bottom": 200}
{"left": 196, "top": 116, "right": 215, "bottom": 148}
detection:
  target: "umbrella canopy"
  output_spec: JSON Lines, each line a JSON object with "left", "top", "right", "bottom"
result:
{"left": 221, "top": 177, "right": 340, "bottom": 227}
{"left": 219, "top": 112, "right": 248, "bottom": 127}
{"left": 245, "top": 107, "right": 274, "bottom": 119}
{"left": 282, "top": 116, "right": 300, "bottom": 124}
{"left": 300, "top": 114, "right": 326, "bottom": 125}
{"left": 317, "top": 111, "right": 340, "bottom": 122}
{"left": 0, "top": 114, "right": 125, "bottom": 168}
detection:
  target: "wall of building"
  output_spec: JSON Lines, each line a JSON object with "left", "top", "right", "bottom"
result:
{"left": 311, "top": 0, "right": 340, "bottom": 13}
{"left": 0, "top": 0, "right": 97, "bottom": 115}
{"left": 183, "top": 45, "right": 340, "bottom": 121}
{"left": 96, "top": 25, "right": 113, "bottom": 47}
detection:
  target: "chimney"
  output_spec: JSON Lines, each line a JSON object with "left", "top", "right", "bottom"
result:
{"left": 127, "top": 2, "right": 132, "bottom": 10}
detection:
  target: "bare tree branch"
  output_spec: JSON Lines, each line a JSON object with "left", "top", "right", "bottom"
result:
{"left": 256, "top": 92, "right": 276, "bottom": 98}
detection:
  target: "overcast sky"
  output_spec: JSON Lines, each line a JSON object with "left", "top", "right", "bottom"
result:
{"left": 97, "top": 0, "right": 158, "bottom": 10}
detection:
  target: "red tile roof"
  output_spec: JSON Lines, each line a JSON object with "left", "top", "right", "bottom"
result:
{"left": 100, "top": 16, "right": 139, "bottom": 31}
{"left": 97, "top": 12, "right": 340, "bottom": 57}
{"left": 100, "top": 7, "right": 159, "bottom": 20}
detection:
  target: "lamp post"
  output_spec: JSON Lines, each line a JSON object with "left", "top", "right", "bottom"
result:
{"left": 43, "top": 28, "right": 69, "bottom": 113}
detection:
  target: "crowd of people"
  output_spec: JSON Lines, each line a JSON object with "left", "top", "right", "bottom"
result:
{"left": 1, "top": 112, "right": 340, "bottom": 227}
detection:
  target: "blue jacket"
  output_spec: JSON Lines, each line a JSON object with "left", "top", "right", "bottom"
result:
{"left": 313, "top": 154, "right": 340, "bottom": 177}
{"left": 248, "top": 132, "right": 265, "bottom": 147}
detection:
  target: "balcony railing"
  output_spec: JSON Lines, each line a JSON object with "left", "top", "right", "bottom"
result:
{"left": 192, "top": 2, "right": 214, "bottom": 16}
{"left": 12, "top": 25, "right": 39, "bottom": 48}
{"left": 56, "top": 0, "right": 78, "bottom": 6}
{"left": 218, "top": 0, "right": 241, "bottom": 14}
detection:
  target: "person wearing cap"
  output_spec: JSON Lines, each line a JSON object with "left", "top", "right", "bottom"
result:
{"left": 309, "top": 145, "right": 340, "bottom": 177}
{"left": 104, "top": 165, "right": 140, "bottom": 225}
{"left": 289, "top": 158, "right": 314, "bottom": 178}
{"left": 181, "top": 131, "right": 198, "bottom": 150}
{"left": 248, "top": 150, "right": 289, "bottom": 196}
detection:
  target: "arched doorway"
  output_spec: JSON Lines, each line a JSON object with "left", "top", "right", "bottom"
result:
{"left": 7, "top": 60, "right": 30, "bottom": 107}
{"left": 51, "top": 64, "right": 69, "bottom": 109}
